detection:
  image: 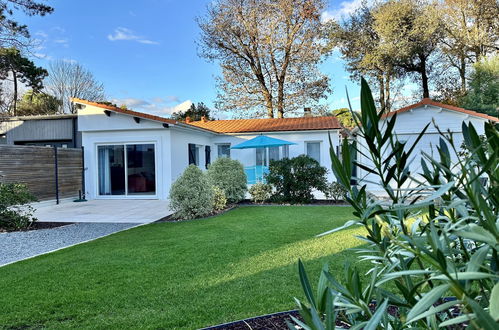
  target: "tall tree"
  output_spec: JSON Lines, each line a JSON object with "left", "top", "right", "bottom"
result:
{"left": 15, "top": 89, "right": 60, "bottom": 116}
{"left": 45, "top": 60, "right": 105, "bottom": 113}
{"left": 373, "top": 0, "right": 444, "bottom": 99}
{"left": 331, "top": 3, "right": 400, "bottom": 113}
{"left": 172, "top": 102, "right": 212, "bottom": 121}
{"left": 0, "top": 47, "right": 47, "bottom": 115}
{"left": 0, "top": 0, "right": 53, "bottom": 49}
{"left": 198, "top": 0, "right": 330, "bottom": 118}
{"left": 459, "top": 55, "right": 499, "bottom": 116}
{"left": 438, "top": 0, "right": 499, "bottom": 93}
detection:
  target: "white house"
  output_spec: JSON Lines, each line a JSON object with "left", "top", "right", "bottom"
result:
{"left": 356, "top": 98, "right": 499, "bottom": 194}
{"left": 73, "top": 99, "right": 343, "bottom": 201}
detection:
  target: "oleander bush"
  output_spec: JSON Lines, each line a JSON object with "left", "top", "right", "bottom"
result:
{"left": 290, "top": 78, "right": 499, "bottom": 329}
{"left": 266, "top": 155, "right": 328, "bottom": 204}
{"left": 0, "top": 182, "right": 37, "bottom": 230}
{"left": 207, "top": 157, "right": 247, "bottom": 203}
{"left": 169, "top": 165, "right": 214, "bottom": 220}
{"left": 212, "top": 186, "right": 227, "bottom": 211}
{"left": 248, "top": 182, "right": 272, "bottom": 204}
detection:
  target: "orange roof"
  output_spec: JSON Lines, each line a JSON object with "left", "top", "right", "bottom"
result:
{"left": 71, "top": 98, "right": 342, "bottom": 133}
{"left": 188, "top": 116, "right": 342, "bottom": 133}
{"left": 383, "top": 98, "right": 499, "bottom": 122}
{"left": 71, "top": 98, "right": 178, "bottom": 125}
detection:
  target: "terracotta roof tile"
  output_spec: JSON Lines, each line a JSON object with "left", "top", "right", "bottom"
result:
{"left": 188, "top": 116, "right": 342, "bottom": 133}
{"left": 382, "top": 98, "right": 499, "bottom": 122}
{"left": 71, "top": 98, "right": 342, "bottom": 133}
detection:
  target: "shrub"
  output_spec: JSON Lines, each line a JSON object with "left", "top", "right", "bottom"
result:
{"left": 0, "top": 182, "right": 37, "bottom": 230}
{"left": 265, "top": 155, "right": 327, "bottom": 204}
{"left": 206, "top": 157, "right": 247, "bottom": 203}
{"left": 292, "top": 78, "right": 499, "bottom": 329}
{"left": 169, "top": 165, "right": 214, "bottom": 220}
{"left": 248, "top": 182, "right": 272, "bottom": 204}
{"left": 324, "top": 181, "right": 347, "bottom": 202}
{"left": 212, "top": 186, "right": 227, "bottom": 211}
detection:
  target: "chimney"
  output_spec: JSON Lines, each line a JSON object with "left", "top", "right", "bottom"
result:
{"left": 185, "top": 116, "right": 191, "bottom": 123}
{"left": 201, "top": 116, "right": 208, "bottom": 122}
{"left": 304, "top": 107, "right": 312, "bottom": 117}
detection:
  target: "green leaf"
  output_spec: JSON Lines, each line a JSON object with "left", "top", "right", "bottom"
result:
{"left": 364, "top": 299, "right": 388, "bottom": 330}
{"left": 430, "top": 272, "right": 497, "bottom": 281}
{"left": 317, "top": 220, "right": 359, "bottom": 237}
{"left": 490, "top": 282, "right": 499, "bottom": 321}
{"left": 298, "top": 259, "right": 316, "bottom": 308}
{"left": 465, "top": 297, "right": 498, "bottom": 330}
{"left": 406, "top": 284, "right": 450, "bottom": 322}
{"left": 439, "top": 313, "right": 473, "bottom": 327}
{"left": 454, "top": 225, "right": 497, "bottom": 247}
{"left": 406, "top": 300, "right": 458, "bottom": 324}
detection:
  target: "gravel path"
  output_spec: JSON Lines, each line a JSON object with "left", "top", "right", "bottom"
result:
{"left": 0, "top": 223, "right": 138, "bottom": 267}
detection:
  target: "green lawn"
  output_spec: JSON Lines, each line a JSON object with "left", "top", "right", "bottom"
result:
{"left": 0, "top": 206, "right": 366, "bottom": 329}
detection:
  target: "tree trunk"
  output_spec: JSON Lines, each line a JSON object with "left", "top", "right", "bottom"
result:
{"left": 263, "top": 90, "right": 274, "bottom": 118}
{"left": 420, "top": 55, "right": 430, "bottom": 99}
{"left": 459, "top": 56, "right": 466, "bottom": 93}
{"left": 378, "top": 75, "right": 386, "bottom": 113}
{"left": 385, "top": 74, "right": 391, "bottom": 112}
{"left": 12, "top": 70, "right": 17, "bottom": 116}
{"left": 277, "top": 80, "right": 284, "bottom": 118}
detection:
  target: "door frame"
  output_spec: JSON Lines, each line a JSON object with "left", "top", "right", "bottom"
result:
{"left": 94, "top": 141, "right": 158, "bottom": 199}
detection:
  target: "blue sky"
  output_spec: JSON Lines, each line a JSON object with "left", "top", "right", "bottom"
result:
{"left": 21, "top": 0, "right": 365, "bottom": 117}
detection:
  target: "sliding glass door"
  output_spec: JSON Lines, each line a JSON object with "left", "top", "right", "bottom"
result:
{"left": 97, "top": 143, "right": 156, "bottom": 197}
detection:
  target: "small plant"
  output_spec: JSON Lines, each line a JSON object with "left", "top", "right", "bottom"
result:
{"left": 324, "top": 181, "right": 347, "bottom": 202}
{"left": 0, "top": 182, "right": 37, "bottom": 230}
{"left": 169, "top": 165, "right": 214, "bottom": 220}
{"left": 207, "top": 157, "right": 247, "bottom": 203}
{"left": 266, "top": 155, "right": 328, "bottom": 204}
{"left": 212, "top": 186, "right": 227, "bottom": 211}
{"left": 248, "top": 182, "right": 272, "bottom": 204}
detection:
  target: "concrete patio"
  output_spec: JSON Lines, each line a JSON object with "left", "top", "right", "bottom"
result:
{"left": 33, "top": 199, "right": 172, "bottom": 223}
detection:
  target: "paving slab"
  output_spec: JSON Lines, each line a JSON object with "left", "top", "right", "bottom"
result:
{"left": 33, "top": 199, "right": 172, "bottom": 223}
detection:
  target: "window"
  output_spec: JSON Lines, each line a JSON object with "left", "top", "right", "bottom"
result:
{"left": 188, "top": 143, "right": 201, "bottom": 166}
{"left": 284, "top": 145, "right": 290, "bottom": 159}
{"left": 205, "top": 146, "right": 211, "bottom": 169}
{"left": 217, "top": 144, "right": 231, "bottom": 158}
{"left": 98, "top": 143, "right": 156, "bottom": 196}
{"left": 269, "top": 146, "right": 280, "bottom": 162}
{"left": 306, "top": 142, "right": 321, "bottom": 163}
{"left": 256, "top": 148, "right": 267, "bottom": 166}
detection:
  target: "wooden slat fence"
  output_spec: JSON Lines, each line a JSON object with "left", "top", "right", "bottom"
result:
{"left": 0, "top": 145, "right": 83, "bottom": 201}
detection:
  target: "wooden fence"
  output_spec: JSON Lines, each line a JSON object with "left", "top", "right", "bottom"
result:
{"left": 0, "top": 145, "right": 83, "bottom": 202}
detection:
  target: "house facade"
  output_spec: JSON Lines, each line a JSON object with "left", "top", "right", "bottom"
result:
{"left": 356, "top": 99, "right": 499, "bottom": 194}
{"left": 73, "top": 99, "right": 342, "bottom": 201}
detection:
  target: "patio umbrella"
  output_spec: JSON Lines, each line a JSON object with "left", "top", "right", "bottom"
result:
{"left": 231, "top": 135, "right": 297, "bottom": 149}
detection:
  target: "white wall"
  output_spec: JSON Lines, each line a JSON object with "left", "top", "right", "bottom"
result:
{"left": 356, "top": 105, "right": 492, "bottom": 195}
{"left": 79, "top": 103, "right": 342, "bottom": 200}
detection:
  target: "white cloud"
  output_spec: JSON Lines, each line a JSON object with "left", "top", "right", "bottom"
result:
{"left": 34, "top": 53, "right": 53, "bottom": 60}
{"left": 107, "top": 27, "right": 159, "bottom": 45}
{"left": 53, "top": 38, "right": 69, "bottom": 44}
{"left": 321, "top": 0, "right": 368, "bottom": 22}
{"left": 62, "top": 58, "right": 77, "bottom": 64}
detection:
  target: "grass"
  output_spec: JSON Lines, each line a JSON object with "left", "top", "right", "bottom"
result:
{"left": 0, "top": 206, "right": 367, "bottom": 329}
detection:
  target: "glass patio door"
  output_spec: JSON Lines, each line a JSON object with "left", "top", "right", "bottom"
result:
{"left": 98, "top": 143, "right": 156, "bottom": 197}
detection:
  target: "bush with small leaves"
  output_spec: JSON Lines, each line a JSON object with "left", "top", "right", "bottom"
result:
{"left": 266, "top": 155, "right": 328, "bottom": 204}
{"left": 212, "top": 186, "right": 227, "bottom": 211}
{"left": 169, "top": 165, "right": 214, "bottom": 220}
{"left": 0, "top": 182, "right": 37, "bottom": 230}
{"left": 324, "top": 181, "right": 347, "bottom": 202}
{"left": 248, "top": 182, "right": 272, "bottom": 204}
{"left": 207, "top": 157, "right": 247, "bottom": 203}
